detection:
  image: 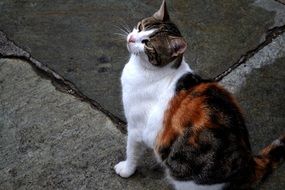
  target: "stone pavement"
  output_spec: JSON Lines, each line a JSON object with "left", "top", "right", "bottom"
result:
{"left": 0, "top": 0, "right": 285, "bottom": 190}
{"left": 0, "top": 58, "right": 171, "bottom": 190}
{"left": 0, "top": 0, "right": 284, "bottom": 121}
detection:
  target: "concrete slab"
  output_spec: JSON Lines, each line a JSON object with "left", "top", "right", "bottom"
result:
{"left": 1, "top": 0, "right": 284, "bottom": 121}
{"left": 0, "top": 59, "right": 170, "bottom": 190}
{"left": 221, "top": 34, "right": 285, "bottom": 189}
{"left": 246, "top": 57, "right": 285, "bottom": 190}
{"left": 0, "top": 31, "right": 30, "bottom": 57}
{"left": 275, "top": 0, "right": 285, "bottom": 5}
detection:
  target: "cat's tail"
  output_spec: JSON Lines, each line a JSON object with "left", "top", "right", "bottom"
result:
{"left": 252, "top": 134, "right": 285, "bottom": 183}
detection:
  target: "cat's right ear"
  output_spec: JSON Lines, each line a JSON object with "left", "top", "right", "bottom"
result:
{"left": 153, "top": 0, "right": 170, "bottom": 21}
{"left": 169, "top": 37, "right": 187, "bottom": 57}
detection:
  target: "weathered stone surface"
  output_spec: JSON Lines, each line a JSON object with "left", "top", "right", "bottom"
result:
{"left": 221, "top": 33, "right": 285, "bottom": 93}
{"left": 0, "top": 0, "right": 285, "bottom": 187}
{"left": 0, "top": 59, "right": 170, "bottom": 190}
{"left": 254, "top": 0, "right": 285, "bottom": 27}
{"left": 244, "top": 57, "right": 285, "bottom": 190}
{"left": 276, "top": 0, "right": 285, "bottom": 5}
{"left": 0, "top": 31, "right": 29, "bottom": 57}
{"left": 1, "top": 0, "right": 284, "bottom": 121}
{"left": 221, "top": 34, "right": 285, "bottom": 190}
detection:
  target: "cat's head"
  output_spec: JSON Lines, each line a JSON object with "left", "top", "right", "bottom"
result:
{"left": 127, "top": 0, "right": 187, "bottom": 68}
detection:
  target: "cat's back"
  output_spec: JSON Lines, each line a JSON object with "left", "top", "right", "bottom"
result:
{"left": 161, "top": 74, "right": 248, "bottom": 134}
{"left": 155, "top": 74, "right": 253, "bottom": 184}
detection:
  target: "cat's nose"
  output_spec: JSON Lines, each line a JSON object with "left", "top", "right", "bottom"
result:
{"left": 128, "top": 35, "right": 136, "bottom": 43}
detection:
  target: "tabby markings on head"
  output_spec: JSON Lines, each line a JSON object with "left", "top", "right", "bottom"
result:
{"left": 131, "top": 0, "right": 187, "bottom": 68}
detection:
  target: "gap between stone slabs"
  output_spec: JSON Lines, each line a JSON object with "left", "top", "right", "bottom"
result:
{"left": 0, "top": 58, "right": 170, "bottom": 190}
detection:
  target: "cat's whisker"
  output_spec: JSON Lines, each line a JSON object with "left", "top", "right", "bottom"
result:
{"left": 113, "top": 24, "right": 130, "bottom": 35}
{"left": 119, "top": 20, "right": 132, "bottom": 33}
{"left": 113, "top": 31, "right": 129, "bottom": 42}
{"left": 122, "top": 24, "right": 131, "bottom": 34}
{"left": 116, "top": 29, "right": 128, "bottom": 37}
{"left": 113, "top": 34, "right": 128, "bottom": 43}
{"left": 112, "top": 24, "right": 130, "bottom": 42}
{"left": 114, "top": 32, "right": 127, "bottom": 38}
{"left": 113, "top": 32, "right": 127, "bottom": 37}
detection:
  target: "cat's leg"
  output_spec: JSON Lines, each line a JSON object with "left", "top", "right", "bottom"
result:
{"left": 114, "top": 130, "right": 145, "bottom": 178}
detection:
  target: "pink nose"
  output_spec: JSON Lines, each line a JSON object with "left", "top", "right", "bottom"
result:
{"left": 128, "top": 35, "right": 136, "bottom": 43}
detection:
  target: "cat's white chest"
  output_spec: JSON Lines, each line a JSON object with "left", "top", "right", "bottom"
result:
{"left": 121, "top": 58, "right": 174, "bottom": 148}
{"left": 142, "top": 98, "right": 170, "bottom": 148}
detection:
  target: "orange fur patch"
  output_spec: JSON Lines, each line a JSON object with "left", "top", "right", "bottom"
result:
{"left": 156, "top": 83, "right": 220, "bottom": 150}
{"left": 253, "top": 156, "right": 270, "bottom": 182}
{"left": 156, "top": 91, "right": 188, "bottom": 149}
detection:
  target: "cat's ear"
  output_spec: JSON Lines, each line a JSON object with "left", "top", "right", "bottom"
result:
{"left": 169, "top": 37, "right": 187, "bottom": 57}
{"left": 153, "top": 0, "right": 170, "bottom": 21}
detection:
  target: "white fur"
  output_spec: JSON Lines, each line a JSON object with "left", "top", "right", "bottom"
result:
{"left": 272, "top": 139, "right": 283, "bottom": 146}
{"left": 114, "top": 28, "right": 225, "bottom": 190}
{"left": 171, "top": 180, "right": 225, "bottom": 190}
{"left": 126, "top": 28, "right": 156, "bottom": 56}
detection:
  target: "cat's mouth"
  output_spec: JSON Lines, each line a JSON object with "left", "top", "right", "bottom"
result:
{"left": 126, "top": 41, "right": 146, "bottom": 55}
{"left": 126, "top": 29, "right": 156, "bottom": 55}
{"left": 126, "top": 36, "right": 147, "bottom": 55}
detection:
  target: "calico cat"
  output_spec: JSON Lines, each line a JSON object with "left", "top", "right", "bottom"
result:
{"left": 114, "top": 1, "right": 285, "bottom": 189}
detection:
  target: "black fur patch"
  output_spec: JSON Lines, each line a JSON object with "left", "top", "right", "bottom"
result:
{"left": 165, "top": 128, "right": 253, "bottom": 185}
{"left": 268, "top": 144, "right": 285, "bottom": 162}
{"left": 175, "top": 72, "right": 212, "bottom": 92}
{"left": 171, "top": 56, "right": 183, "bottom": 69}
{"left": 203, "top": 86, "right": 251, "bottom": 150}
{"left": 166, "top": 77, "right": 254, "bottom": 186}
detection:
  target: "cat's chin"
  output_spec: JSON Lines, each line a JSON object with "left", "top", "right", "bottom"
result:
{"left": 128, "top": 51, "right": 141, "bottom": 56}
{"left": 127, "top": 43, "right": 145, "bottom": 55}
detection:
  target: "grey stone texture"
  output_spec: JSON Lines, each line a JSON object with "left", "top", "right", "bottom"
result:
{"left": 0, "top": 31, "right": 29, "bottom": 57}
{"left": 221, "top": 34, "right": 285, "bottom": 190}
{"left": 242, "top": 57, "right": 285, "bottom": 190}
{"left": 1, "top": 0, "right": 284, "bottom": 120}
{"left": 0, "top": 59, "right": 170, "bottom": 190}
{"left": 221, "top": 34, "right": 285, "bottom": 94}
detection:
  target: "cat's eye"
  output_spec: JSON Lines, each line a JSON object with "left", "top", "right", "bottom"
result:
{"left": 137, "top": 22, "right": 143, "bottom": 32}
{"left": 142, "top": 39, "right": 149, "bottom": 44}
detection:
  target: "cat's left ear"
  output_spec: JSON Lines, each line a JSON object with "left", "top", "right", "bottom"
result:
{"left": 153, "top": 0, "right": 170, "bottom": 21}
{"left": 169, "top": 37, "right": 187, "bottom": 57}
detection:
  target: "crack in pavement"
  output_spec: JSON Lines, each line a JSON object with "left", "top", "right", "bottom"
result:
{"left": 0, "top": 31, "right": 127, "bottom": 134}
{"left": 4, "top": 55, "right": 127, "bottom": 134}
{"left": 1, "top": 24, "right": 285, "bottom": 134}
{"left": 274, "top": 0, "right": 285, "bottom": 5}
{"left": 214, "top": 24, "right": 285, "bottom": 81}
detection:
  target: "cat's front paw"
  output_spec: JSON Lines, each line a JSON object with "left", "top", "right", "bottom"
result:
{"left": 114, "top": 161, "right": 136, "bottom": 178}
